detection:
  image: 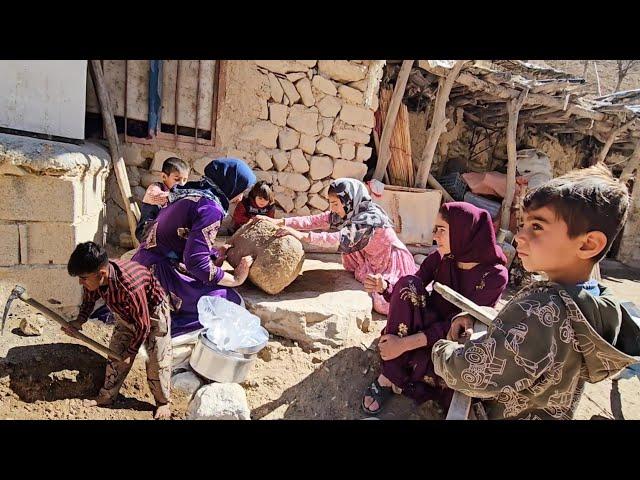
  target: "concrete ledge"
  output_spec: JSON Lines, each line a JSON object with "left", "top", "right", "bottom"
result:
{"left": 0, "top": 133, "right": 110, "bottom": 177}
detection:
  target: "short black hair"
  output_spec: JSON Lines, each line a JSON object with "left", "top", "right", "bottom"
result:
{"left": 162, "top": 157, "right": 189, "bottom": 176}
{"left": 67, "top": 241, "right": 109, "bottom": 276}
{"left": 523, "top": 163, "right": 630, "bottom": 262}
{"left": 248, "top": 180, "right": 274, "bottom": 204}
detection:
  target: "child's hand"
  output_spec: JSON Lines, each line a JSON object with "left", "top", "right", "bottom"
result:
{"left": 214, "top": 244, "right": 233, "bottom": 267}
{"left": 364, "top": 274, "right": 387, "bottom": 294}
{"left": 218, "top": 243, "right": 233, "bottom": 258}
{"left": 447, "top": 315, "right": 474, "bottom": 342}
{"left": 378, "top": 334, "right": 407, "bottom": 361}
{"left": 233, "top": 255, "right": 254, "bottom": 284}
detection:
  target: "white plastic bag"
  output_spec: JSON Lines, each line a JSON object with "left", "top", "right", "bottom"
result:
{"left": 197, "top": 296, "right": 268, "bottom": 352}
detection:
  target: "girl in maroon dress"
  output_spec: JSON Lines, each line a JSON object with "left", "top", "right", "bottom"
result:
{"left": 361, "top": 202, "right": 509, "bottom": 415}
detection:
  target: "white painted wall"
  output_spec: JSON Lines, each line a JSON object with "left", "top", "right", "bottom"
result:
{"left": 0, "top": 61, "right": 87, "bottom": 139}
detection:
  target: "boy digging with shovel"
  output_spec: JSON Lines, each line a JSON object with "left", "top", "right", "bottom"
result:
{"left": 64, "top": 241, "right": 173, "bottom": 419}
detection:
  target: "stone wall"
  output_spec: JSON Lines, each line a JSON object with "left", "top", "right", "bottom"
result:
{"left": 105, "top": 60, "right": 382, "bottom": 246}
{"left": 0, "top": 133, "right": 111, "bottom": 316}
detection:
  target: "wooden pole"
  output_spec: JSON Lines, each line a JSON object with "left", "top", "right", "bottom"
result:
{"left": 418, "top": 61, "right": 605, "bottom": 122}
{"left": 427, "top": 174, "right": 454, "bottom": 202}
{"left": 373, "top": 60, "right": 413, "bottom": 181}
{"left": 372, "top": 129, "right": 390, "bottom": 184}
{"left": 500, "top": 88, "right": 529, "bottom": 231}
{"left": 582, "top": 60, "right": 589, "bottom": 81}
{"left": 414, "top": 61, "right": 467, "bottom": 188}
{"left": 89, "top": 60, "right": 141, "bottom": 246}
{"left": 597, "top": 118, "right": 637, "bottom": 165}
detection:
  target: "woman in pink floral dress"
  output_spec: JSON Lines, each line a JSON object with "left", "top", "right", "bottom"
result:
{"left": 256, "top": 178, "right": 417, "bottom": 315}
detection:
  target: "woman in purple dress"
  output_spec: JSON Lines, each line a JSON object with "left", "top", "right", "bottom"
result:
{"left": 361, "top": 202, "right": 509, "bottom": 415}
{"left": 133, "top": 158, "right": 256, "bottom": 337}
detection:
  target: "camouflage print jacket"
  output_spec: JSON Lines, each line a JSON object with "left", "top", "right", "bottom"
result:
{"left": 432, "top": 281, "right": 638, "bottom": 420}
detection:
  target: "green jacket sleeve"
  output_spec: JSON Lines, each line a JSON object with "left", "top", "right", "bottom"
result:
{"left": 432, "top": 289, "right": 576, "bottom": 400}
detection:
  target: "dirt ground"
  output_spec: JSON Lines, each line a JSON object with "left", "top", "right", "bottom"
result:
{"left": 1, "top": 257, "right": 639, "bottom": 420}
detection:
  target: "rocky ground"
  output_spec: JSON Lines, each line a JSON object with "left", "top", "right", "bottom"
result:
{"left": 1, "top": 257, "right": 638, "bottom": 420}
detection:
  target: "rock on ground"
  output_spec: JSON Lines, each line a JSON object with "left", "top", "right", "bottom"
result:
{"left": 19, "top": 316, "right": 45, "bottom": 336}
{"left": 172, "top": 370, "right": 204, "bottom": 398}
{"left": 187, "top": 383, "right": 250, "bottom": 420}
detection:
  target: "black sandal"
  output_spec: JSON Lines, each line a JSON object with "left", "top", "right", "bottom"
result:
{"left": 361, "top": 378, "right": 393, "bottom": 416}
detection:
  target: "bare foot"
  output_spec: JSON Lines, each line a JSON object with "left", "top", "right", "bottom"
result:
{"left": 83, "top": 394, "right": 113, "bottom": 408}
{"left": 363, "top": 396, "right": 380, "bottom": 413}
{"left": 154, "top": 404, "right": 171, "bottom": 420}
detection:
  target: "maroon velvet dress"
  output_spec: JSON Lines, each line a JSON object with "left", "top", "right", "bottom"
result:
{"left": 380, "top": 202, "right": 509, "bottom": 407}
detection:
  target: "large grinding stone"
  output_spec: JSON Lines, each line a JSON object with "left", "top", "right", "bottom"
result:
{"left": 227, "top": 220, "right": 305, "bottom": 295}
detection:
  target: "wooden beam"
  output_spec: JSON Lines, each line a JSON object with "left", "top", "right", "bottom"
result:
{"left": 427, "top": 174, "right": 454, "bottom": 202}
{"left": 372, "top": 129, "right": 390, "bottom": 184}
{"left": 418, "top": 61, "right": 606, "bottom": 122}
{"left": 373, "top": 60, "right": 413, "bottom": 181}
{"left": 89, "top": 60, "right": 141, "bottom": 247}
{"left": 621, "top": 139, "right": 640, "bottom": 183}
{"left": 446, "top": 389, "right": 473, "bottom": 420}
{"left": 414, "top": 60, "right": 467, "bottom": 188}
{"left": 500, "top": 88, "right": 529, "bottom": 231}
{"left": 597, "top": 118, "right": 637, "bottom": 165}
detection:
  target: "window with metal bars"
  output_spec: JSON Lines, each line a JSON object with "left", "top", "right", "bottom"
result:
{"left": 85, "top": 60, "right": 223, "bottom": 153}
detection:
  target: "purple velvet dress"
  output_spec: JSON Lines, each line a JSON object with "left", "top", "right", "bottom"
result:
{"left": 380, "top": 202, "right": 509, "bottom": 407}
{"left": 132, "top": 196, "right": 242, "bottom": 337}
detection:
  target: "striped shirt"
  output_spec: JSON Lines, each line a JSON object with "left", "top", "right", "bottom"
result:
{"left": 77, "top": 259, "right": 168, "bottom": 355}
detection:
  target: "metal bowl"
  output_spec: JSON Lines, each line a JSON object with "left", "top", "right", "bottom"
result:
{"left": 189, "top": 331, "right": 257, "bottom": 383}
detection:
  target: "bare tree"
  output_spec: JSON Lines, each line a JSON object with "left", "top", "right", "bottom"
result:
{"left": 615, "top": 60, "right": 640, "bottom": 92}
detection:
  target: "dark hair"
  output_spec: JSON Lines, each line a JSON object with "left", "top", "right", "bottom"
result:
{"left": 328, "top": 184, "right": 337, "bottom": 196}
{"left": 438, "top": 204, "right": 450, "bottom": 222}
{"left": 67, "top": 241, "right": 109, "bottom": 276}
{"left": 523, "top": 163, "right": 630, "bottom": 262}
{"left": 162, "top": 157, "right": 189, "bottom": 176}
{"left": 248, "top": 180, "right": 274, "bottom": 204}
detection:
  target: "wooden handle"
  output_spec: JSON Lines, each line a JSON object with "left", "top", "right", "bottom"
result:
{"left": 433, "top": 282, "right": 496, "bottom": 326}
{"left": 19, "top": 294, "right": 124, "bottom": 362}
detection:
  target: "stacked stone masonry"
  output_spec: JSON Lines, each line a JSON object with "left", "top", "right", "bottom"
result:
{"left": 105, "top": 61, "right": 381, "bottom": 246}
{"left": 0, "top": 133, "right": 111, "bottom": 315}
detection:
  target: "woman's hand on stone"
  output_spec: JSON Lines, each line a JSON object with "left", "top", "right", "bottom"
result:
{"left": 233, "top": 255, "right": 254, "bottom": 284}
{"left": 364, "top": 274, "right": 387, "bottom": 294}
{"left": 275, "top": 226, "right": 306, "bottom": 241}
{"left": 378, "top": 334, "right": 407, "bottom": 361}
